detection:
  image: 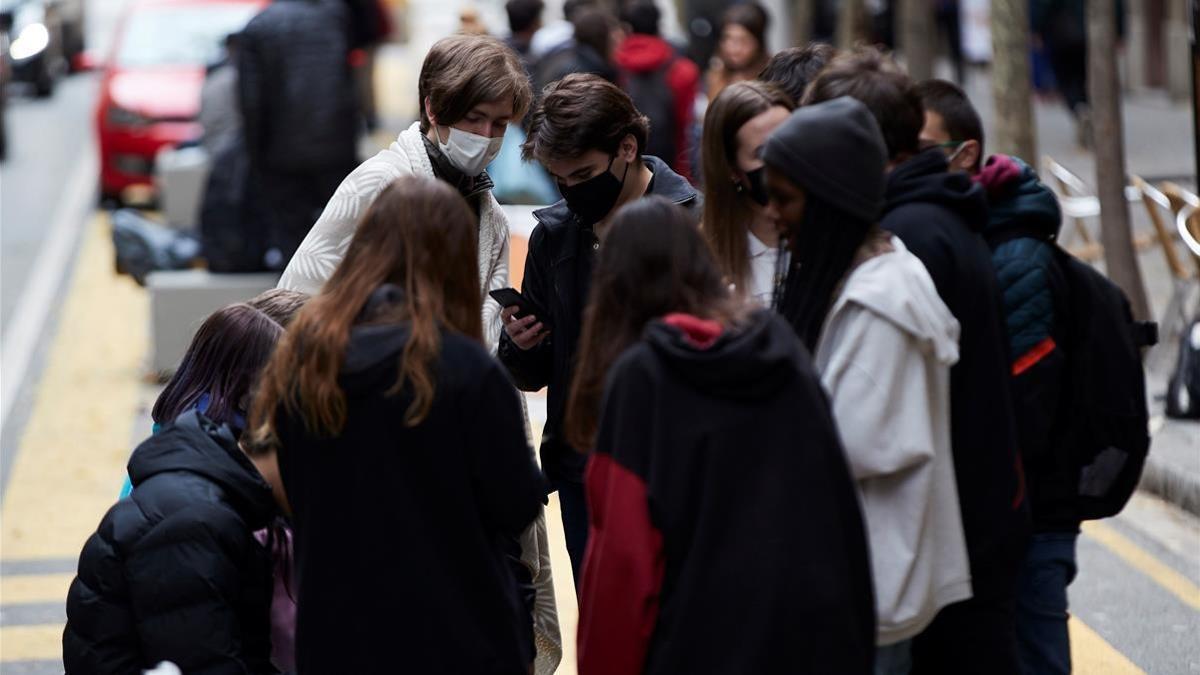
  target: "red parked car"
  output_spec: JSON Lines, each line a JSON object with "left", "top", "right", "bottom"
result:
{"left": 95, "top": 0, "right": 264, "bottom": 204}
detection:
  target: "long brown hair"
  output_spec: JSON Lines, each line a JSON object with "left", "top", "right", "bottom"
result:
{"left": 565, "top": 197, "right": 743, "bottom": 451}
{"left": 700, "top": 80, "right": 793, "bottom": 291}
{"left": 251, "top": 177, "right": 482, "bottom": 442}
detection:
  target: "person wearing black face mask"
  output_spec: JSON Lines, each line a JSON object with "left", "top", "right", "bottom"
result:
{"left": 498, "top": 73, "right": 700, "bottom": 584}
{"left": 700, "top": 81, "right": 795, "bottom": 307}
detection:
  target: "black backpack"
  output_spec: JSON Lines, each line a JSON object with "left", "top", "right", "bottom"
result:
{"left": 623, "top": 60, "right": 677, "bottom": 165}
{"left": 1054, "top": 248, "right": 1158, "bottom": 520}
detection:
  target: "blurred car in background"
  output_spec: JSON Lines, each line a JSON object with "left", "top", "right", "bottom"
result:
{"left": 95, "top": 0, "right": 264, "bottom": 204}
{"left": 0, "top": 0, "right": 82, "bottom": 97}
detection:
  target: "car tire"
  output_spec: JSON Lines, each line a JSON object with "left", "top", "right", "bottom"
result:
{"left": 34, "top": 63, "right": 54, "bottom": 98}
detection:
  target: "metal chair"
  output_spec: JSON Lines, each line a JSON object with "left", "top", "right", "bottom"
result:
{"left": 1133, "top": 178, "right": 1199, "bottom": 364}
{"left": 1041, "top": 156, "right": 1151, "bottom": 261}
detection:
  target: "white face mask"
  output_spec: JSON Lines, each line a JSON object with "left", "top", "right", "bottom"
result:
{"left": 435, "top": 125, "right": 504, "bottom": 177}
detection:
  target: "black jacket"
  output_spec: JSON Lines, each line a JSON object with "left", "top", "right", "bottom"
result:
{"left": 577, "top": 311, "right": 875, "bottom": 674}
{"left": 498, "top": 156, "right": 700, "bottom": 483}
{"left": 64, "top": 411, "right": 278, "bottom": 675}
{"left": 881, "top": 149, "right": 1029, "bottom": 589}
{"left": 980, "top": 157, "right": 1077, "bottom": 532}
{"left": 238, "top": 0, "right": 358, "bottom": 173}
{"left": 274, "top": 308, "right": 547, "bottom": 674}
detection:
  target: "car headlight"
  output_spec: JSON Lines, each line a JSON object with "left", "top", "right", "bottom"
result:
{"left": 106, "top": 105, "right": 154, "bottom": 128}
{"left": 9, "top": 23, "right": 49, "bottom": 61}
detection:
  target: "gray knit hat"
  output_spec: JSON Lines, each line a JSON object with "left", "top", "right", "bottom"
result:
{"left": 761, "top": 96, "right": 888, "bottom": 223}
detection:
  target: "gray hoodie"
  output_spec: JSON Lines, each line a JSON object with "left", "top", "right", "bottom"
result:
{"left": 814, "top": 235, "right": 972, "bottom": 646}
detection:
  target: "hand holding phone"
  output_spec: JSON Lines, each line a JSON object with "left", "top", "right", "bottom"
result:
{"left": 492, "top": 288, "right": 550, "bottom": 350}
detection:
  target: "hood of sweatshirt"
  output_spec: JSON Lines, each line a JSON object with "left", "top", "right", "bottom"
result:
{"left": 831, "top": 238, "right": 961, "bottom": 367}
{"left": 643, "top": 309, "right": 806, "bottom": 401}
{"left": 885, "top": 148, "right": 989, "bottom": 233}
{"left": 128, "top": 410, "right": 276, "bottom": 528}
{"left": 614, "top": 33, "right": 675, "bottom": 73}
{"left": 974, "top": 154, "right": 1062, "bottom": 242}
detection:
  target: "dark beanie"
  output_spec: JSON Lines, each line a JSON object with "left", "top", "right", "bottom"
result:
{"left": 761, "top": 96, "right": 888, "bottom": 223}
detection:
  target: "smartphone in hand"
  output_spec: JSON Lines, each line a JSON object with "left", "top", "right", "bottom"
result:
{"left": 489, "top": 288, "right": 548, "bottom": 323}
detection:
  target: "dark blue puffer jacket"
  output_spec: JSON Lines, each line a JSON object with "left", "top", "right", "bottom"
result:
{"left": 984, "top": 156, "right": 1063, "bottom": 360}
{"left": 978, "top": 155, "right": 1077, "bottom": 531}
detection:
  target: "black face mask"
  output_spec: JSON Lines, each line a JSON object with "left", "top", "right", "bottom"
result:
{"left": 744, "top": 167, "right": 769, "bottom": 207}
{"left": 559, "top": 155, "right": 630, "bottom": 226}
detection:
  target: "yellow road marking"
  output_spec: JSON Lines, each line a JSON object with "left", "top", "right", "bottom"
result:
{"left": 1083, "top": 520, "right": 1200, "bottom": 611}
{"left": 0, "top": 214, "right": 146, "bottom": 560}
{"left": 1069, "top": 617, "right": 1146, "bottom": 674}
{"left": 0, "top": 624, "right": 63, "bottom": 662}
{"left": 0, "top": 573, "right": 74, "bottom": 605}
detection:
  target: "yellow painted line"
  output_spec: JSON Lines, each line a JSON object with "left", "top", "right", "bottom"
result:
{"left": 0, "top": 214, "right": 146, "bottom": 560}
{"left": 1083, "top": 520, "right": 1200, "bottom": 611}
{"left": 1069, "top": 617, "right": 1145, "bottom": 674}
{"left": 0, "top": 573, "right": 73, "bottom": 605}
{"left": 0, "top": 624, "right": 63, "bottom": 662}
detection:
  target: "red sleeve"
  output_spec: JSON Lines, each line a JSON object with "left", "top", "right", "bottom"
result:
{"left": 577, "top": 453, "right": 665, "bottom": 675}
{"left": 666, "top": 57, "right": 700, "bottom": 182}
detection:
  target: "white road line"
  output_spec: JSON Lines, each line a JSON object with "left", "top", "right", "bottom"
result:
{"left": 0, "top": 145, "right": 97, "bottom": 433}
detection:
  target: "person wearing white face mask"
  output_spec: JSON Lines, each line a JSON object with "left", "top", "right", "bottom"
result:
{"left": 280, "top": 34, "right": 527, "bottom": 354}
{"left": 276, "top": 35, "right": 567, "bottom": 675}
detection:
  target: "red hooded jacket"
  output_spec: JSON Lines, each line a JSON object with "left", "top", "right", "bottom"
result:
{"left": 614, "top": 34, "right": 700, "bottom": 182}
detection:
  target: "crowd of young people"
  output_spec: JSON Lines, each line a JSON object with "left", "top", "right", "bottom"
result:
{"left": 63, "top": 27, "right": 1120, "bottom": 675}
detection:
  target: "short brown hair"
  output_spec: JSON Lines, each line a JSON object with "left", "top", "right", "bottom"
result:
{"left": 522, "top": 73, "right": 650, "bottom": 162}
{"left": 418, "top": 35, "right": 534, "bottom": 133}
{"left": 247, "top": 288, "right": 310, "bottom": 327}
{"left": 804, "top": 47, "right": 923, "bottom": 160}
{"left": 758, "top": 43, "right": 836, "bottom": 105}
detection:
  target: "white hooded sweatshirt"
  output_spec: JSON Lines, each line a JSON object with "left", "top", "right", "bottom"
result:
{"left": 814, "top": 236, "right": 972, "bottom": 646}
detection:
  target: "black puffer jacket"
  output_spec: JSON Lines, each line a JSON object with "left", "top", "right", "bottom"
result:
{"left": 63, "top": 411, "right": 278, "bottom": 674}
{"left": 238, "top": 0, "right": 358, "bottom": 172}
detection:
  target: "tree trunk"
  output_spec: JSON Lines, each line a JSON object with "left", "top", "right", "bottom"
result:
{"left": 896, "top": 0, "right": 935, "bottom": 80}
{"left": 990, "top": 0, "right": 1037, "bottom": 162}
{"left": 837, "top": 0, "right": 867, "bottom": 50}
{"left": 1090, "top": 0, "right": 1152, "bottom": 321}
{"left": 793, "top": 0, "right": 816, "bottom": 46}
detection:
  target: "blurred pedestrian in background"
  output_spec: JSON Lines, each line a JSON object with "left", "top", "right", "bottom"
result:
{"left": 534, "top": 5, "right": 619, "bottom": 93}
{"left": 505, "top": 0, "right": 545, "bottom": 76}
{"left": 700, "top": 80, "right": 793, "bottom": 305}
{"left": 343, "top": 0, "right": 393, "bottom": 131}
{"left": 614, "top": 0, "right": 700, "bottom": 181}
{"left": 237, "top": 0, "right": 361, "bottom": 269}
{"left": 252, "top": 176, "right": 548, "bottom": 674}
{"left": 806, "top": 49, "right": 1029, "bottom": 675}
{"left": 757, "top": 42, "right": 836, "bottom": 106}
{"left": 569, "top": 197, "right": 876, "bottom": 675}
{"left": 198, "top": 34, "right": 242, "bottom": 158}
{"left": 766, "top": 96, "right": 971, "bottom": 674}
{"left": 705, "top": 2, "right": 771, "bottom": 101}
{"left": 501, "top": 73, "right": 699, "bottom": 583}
{"left": 65, "top": 304, "right": 285, "bottom": 674}
{"left": 458, "top": 6, "right": 490, "bottom": 35}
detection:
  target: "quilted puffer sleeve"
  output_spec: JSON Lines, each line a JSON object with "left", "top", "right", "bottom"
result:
{"left": 63, "top": 503, "right": 143, "bottom": 674}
